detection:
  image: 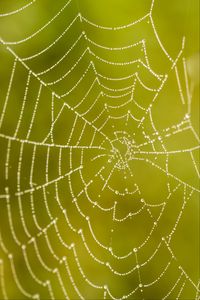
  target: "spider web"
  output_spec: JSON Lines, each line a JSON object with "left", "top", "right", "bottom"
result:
{"left": 0, "top": 0, "right": 199, "bottom": 299}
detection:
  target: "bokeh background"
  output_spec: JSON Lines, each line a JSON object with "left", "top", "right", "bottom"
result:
{"left": 0, "top": 0, "right": 199, "bottom": 299}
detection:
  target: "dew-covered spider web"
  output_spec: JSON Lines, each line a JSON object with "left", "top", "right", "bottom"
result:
{"left": 0, "top": 0, "right": 199, "bottom": 299}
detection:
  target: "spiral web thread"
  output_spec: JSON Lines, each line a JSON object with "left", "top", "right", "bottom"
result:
{"left": 0, "top": 0, "right": 199, "bottom": 299}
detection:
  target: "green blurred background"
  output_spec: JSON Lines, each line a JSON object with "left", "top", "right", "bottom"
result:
{"left": 0, "top": 0, "right": 199, "bottom": 299}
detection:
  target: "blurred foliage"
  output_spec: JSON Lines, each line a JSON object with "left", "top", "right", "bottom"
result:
{"left": 0, "top": 0, "right": 199, "bottom": 299}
